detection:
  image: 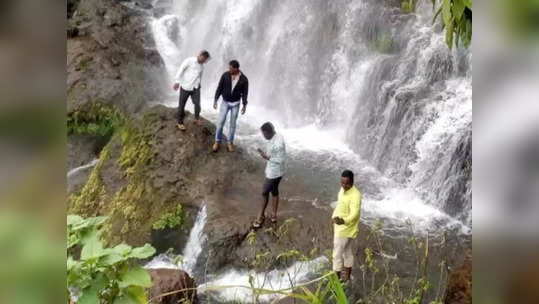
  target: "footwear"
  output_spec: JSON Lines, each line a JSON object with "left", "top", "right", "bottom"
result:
{"left": 177, "top": 123, "right": 186, "bottom": 131}
{"left": 227, "top": 143, "right": 235, "bottom": 152}
{"left": 270, "top": 215, "right": 277, "bottom": 224}
{"left": 212, "top": 142, "right": 220, "bottom": 152}
{"left": 252, "top": 216, "right": 265, "bottom": 228}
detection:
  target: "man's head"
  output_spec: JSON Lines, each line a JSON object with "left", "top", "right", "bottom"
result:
{"left": 341, "top": 170, "right": 354, "bottom": 191}
{"left": 229, "top": 60, "right": 240, "bottom": 75}
{"left": 260, "top": 122, "right": 275, "bottom": 140}
{"left": 197, "top": 50, "right": 211, "bottom": 64}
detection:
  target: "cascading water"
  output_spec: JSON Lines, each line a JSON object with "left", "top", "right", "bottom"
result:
{"left": 199, "top": 256, "right": 329, "bottom": 303}
{"left": 149, "top": 0, "right": 471, "bottom": 230}
{"left": 145, "top": 205, "right": 208, "bottom": 275}
{"left": 67, "top": 158, "right": 99, "bottom": 178}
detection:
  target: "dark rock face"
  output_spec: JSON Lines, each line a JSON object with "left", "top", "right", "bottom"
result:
{"left": 443, "top": 128, "right": 472, "bottom": 224}
{"left": 148, "top": 268, "right": 197, "bottom": 304}
{"left": 67, "top": 134, "right": 105, "bottom": 171}
{"left": 444, "top": 253, "right": 471, "bottom": 304}
{"left": 67, "top": 0, "right": 166, "bottom": 115}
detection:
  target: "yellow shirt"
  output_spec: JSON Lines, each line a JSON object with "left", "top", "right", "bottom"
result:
{"left": 332, "top": 186, "right": 361, "bottom": 238}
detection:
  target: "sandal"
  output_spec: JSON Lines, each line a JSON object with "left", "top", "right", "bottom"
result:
{"left": 252, "top": 216, "right": 265, "bottom": 228}
{"left": 270, "top": 216, "right": 277, "bottom": 224}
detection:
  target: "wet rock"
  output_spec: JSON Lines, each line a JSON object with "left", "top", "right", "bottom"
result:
{"left": 444, "top": 253, "right": 472, "bottom": 304}
{"left": 148, "top": 268, "right": 197, "bottom": 304}
{"left": 67, "top": 0, "right": 166, "bottom": 115}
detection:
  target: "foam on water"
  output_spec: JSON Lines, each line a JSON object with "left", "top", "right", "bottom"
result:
{"left": 200, "top": 256, "right": 329, "bottom": 303}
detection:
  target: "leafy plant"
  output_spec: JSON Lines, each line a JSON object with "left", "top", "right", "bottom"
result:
{"left": 67, "top": 214, "right": 156, "bottom": 304}
{"left": 67, "top": 101, "right": 124, "bottom": 138}
{"left": 432, "top": 0, "right": 472, "bottom": 48}
{"left": 152, "top": 204, "right": 187, "bottom": 231}
{"left": 400, "top": 0, "right": 472, "bottom": 49}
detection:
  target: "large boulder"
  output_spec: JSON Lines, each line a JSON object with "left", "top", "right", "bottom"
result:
{"left": 149, "top": 268, "right": 197, "bottom": 304}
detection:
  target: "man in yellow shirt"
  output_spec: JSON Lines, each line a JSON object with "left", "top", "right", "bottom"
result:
{"left": 332, "top": 170, "right": 361, "bottom": 283}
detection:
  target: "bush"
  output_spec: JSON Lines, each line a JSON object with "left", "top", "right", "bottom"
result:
{"left": 152, "top": 204, "right": 187, "bottom": 231}
{"left": 67, "top": 101, "right": 124, "bottom": 138}
{"left": 67, "top": 214, "right": 156, "bottom": 304}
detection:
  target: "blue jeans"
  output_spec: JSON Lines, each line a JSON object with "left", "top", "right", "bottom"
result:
{"left": 215, "top": 100, "right": 240, "bottom": 143}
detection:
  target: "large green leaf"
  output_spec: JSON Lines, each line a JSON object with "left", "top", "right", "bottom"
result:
{"left": 118, "top": 266, "right": 153, "bottom": 288}
{"left": 445, "top": 17, "right": 455, "bottom": 48}
{"left": 111, "top": 243, "right": 133, "bottom": 256}
{"left": 80, "top": 232, "right": 106, "bottom": 260}
{"left": 442, "top": 0, "right": 452, "bottom": 26}
{"left": 129, "top": 244, "right": 156, "bottom": 259}
{"left": 452, "top": 0, "right": 465, "bottom": 22}
{"left": 77, "top": 285, "right": 99, "bottom": 304}
{"left": 113, "top": 286, "right": 147, "bottom": 304}
{"left": 72, "top": 216, "right": 107, "bottom": 231}
{"left": 101, "top": 252, "right": 125, "bottom": 266}
{"left": 67, "top": 214, "right": 84, "bottom": 226}
{"left": 464, "top": 0, "right": 472, "bottom": 9}
{"left": 79, "top": 228, "right": 98, "bottom": 246}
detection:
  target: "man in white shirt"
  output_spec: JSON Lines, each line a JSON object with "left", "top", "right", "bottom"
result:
{"left": 253, "top": 122, "right": 286, "bottom": 228}
{"left": 173, "top": 50, "right": 210, "bottom": 131}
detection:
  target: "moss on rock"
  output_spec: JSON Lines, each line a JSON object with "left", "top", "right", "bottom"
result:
{"left": 67, "top": 101, "right": 124, "bottom": 138}
{"left": 68, "top": 145, "right": 110, "bottom": 216}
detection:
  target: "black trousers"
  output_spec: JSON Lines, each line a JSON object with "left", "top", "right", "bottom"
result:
{"left": 262, "top": 176, "right": 283, "bottom": 197}
{"left": 177, "top": 87, "right": 201, "bottom": 124}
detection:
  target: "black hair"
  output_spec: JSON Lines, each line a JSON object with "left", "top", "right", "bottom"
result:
{"left": 260, "top": 122, "right": 274, "bottom": 133}
{"left": 200, "top": 50, "right": 211, "bottom": 59}
{"left": 341, "top": 170, "right": 354, "bottom": 184}
{"left": 229, "top": 60, "right": 240, "bottom": 69}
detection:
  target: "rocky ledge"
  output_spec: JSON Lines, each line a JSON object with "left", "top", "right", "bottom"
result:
{"left": 67, "top": 105, "right": 335, "bottom": 274}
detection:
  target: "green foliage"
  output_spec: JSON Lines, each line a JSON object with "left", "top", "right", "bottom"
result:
{"left": 432, "top": 0, "right": 472, "bottom": 48}
{"left": 69, "top": 145, "right": 109, "bottom": 215}
{"left": 101, "top": 119, "right": 157, "bottom": 243}
{"left": 67, "top": 101, "right": 124, "bottom": 138}
{"left": 67, "top": 214, "right": 156, "bottom": 304}
{"left": 400, "top": 0, "right": 472, "bottom": 49}
{"left": 152, "top": 204, "right": 187, "bottom": 231}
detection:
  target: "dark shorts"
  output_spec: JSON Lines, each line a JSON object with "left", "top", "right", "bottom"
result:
{"left": 262, "top": 176, "right": 282, "bottom": 196}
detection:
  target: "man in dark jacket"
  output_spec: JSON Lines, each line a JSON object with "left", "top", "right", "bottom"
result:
{"left": 213, "top": 60, "right": 249, "bottom": 152}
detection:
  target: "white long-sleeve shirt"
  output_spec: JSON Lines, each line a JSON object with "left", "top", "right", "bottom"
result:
{"left": 264, "top": 133, "right": 286, "bottom": 179}
{"left": 174, "top": 57, "right": 204, "bottom": 91}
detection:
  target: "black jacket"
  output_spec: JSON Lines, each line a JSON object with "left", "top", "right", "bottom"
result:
{"left": 214, "top": 71, "right": 249, "bottom": 105}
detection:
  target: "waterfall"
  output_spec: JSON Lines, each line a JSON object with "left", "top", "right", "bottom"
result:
{"left": 145, "top": 205, "right": 208, "bottom": 274}
{"left": 67, "top": 159, "right": 99, "bottom": 178}
{"left": 199, "top": 256, "right": 329, "bottom": 303}
{"left": 149, "top": 0, "right": 472, "bottom": 228}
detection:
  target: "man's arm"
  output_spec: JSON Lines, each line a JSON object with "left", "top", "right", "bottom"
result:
{"left": 241, "top": 79, "right": 249, "bottom": 106}
{"left": 342, "top": 192, "right": 361, "bottom": 225}
{"left": 174, "top": 59, "right": 190, "bottom": 86}
{"left": 214, "top": 73, "right": 225, "bottom": 107}
{"left": 241, "top": 79, "right": 248, "bottom": 114}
